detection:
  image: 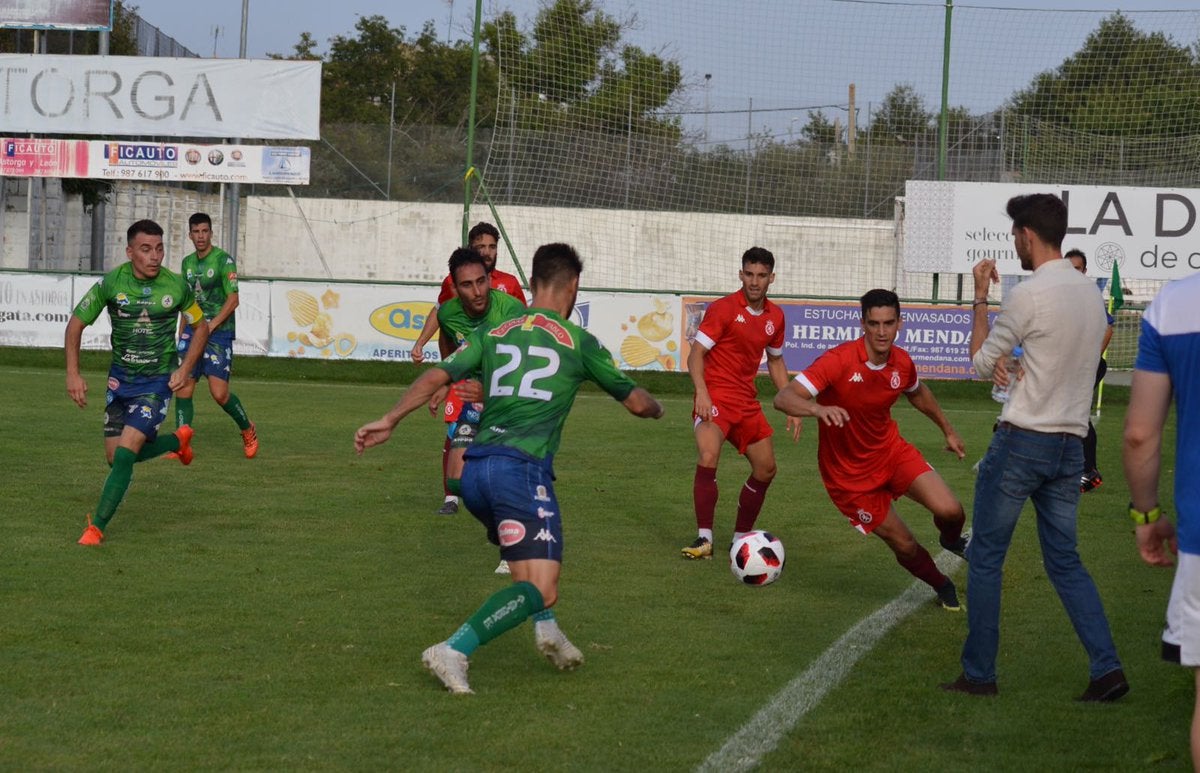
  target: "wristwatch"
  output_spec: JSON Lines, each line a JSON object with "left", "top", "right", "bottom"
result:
{"left": 1128, "top": 502, "right": 1161, "bottom": 526}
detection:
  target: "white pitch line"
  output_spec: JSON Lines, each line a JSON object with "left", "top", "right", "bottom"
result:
{"left": 697, "top": 552, "right": 962, "bottom": 773}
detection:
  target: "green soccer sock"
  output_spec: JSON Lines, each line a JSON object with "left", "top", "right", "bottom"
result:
{"left": 447, "top": 581, "right": 545, "bottom": 656}
{"left": 135, "top": 432, "right": 181, "bottom": 462}
{"left": 221, "top": 393, "right": 251, "bottom": 430}
{"left": 92, "top": 447, "right": 136, "bottom": 531}
{"left": 175, "top": 397, "right": 194, "bottom": 428}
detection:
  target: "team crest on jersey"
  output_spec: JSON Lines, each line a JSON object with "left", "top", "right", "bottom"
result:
{"left": 142, "top": 286, "right": 152, "bottom": 295}
{"left": 161, "top": 295, "right": 174, "bottom": 308}
{"left": 206, "top": 268, "right": 214, "bottom": 278}
{"left": 765, "top": 320, "right": 775, "bottom": 336}
{"left": 856, "top": 508, "right": 873, "bottom": 524}
{"left": 890, "top": 370, "right": 901, "bottom": 389}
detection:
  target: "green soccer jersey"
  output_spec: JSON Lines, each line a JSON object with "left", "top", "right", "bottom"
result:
{"left": 72, "top": 262, "right": 203, "bottom": 378}
{"left": 437, "top": 289, "right": 525, "bottom": 345}
{"left": 181, "top": 246, "right": 238, "bottom": 336}
{"left": 438, "top": 308, "right": 637, "bottom": 461}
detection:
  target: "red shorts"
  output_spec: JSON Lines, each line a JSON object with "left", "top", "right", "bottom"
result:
{"left": 444, "top": 381, "right": 467, "bottom": 424}
{"left": 693, "top": 394, "right": 773, "bottom": 454}
{"left": 823, "top": 440, "right": 932, "bottom": 534}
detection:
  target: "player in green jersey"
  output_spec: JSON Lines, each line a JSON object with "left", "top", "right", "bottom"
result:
{"left": 66, "top": 219, "right": 211, "bottom": 545}
{"left": 172, "top": 212, "right": 259, "bottom": 458}
{"left": 355, "top": 243, "right": 664, "bottom": 694}
{"left": 433, "top": 248, "right": 525, "bottom": 521}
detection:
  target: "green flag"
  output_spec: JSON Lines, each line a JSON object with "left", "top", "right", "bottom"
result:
{"left": 1109, "top": 260, "right": 1124, "bottom": 313}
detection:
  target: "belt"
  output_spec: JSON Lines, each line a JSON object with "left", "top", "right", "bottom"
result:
{"left": 996, "top": 421, "right": 1078, "bottom": 439}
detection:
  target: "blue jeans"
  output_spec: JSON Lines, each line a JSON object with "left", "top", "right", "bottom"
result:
{"left": 962, "top": 424, "right": 1122, "bottom": 683}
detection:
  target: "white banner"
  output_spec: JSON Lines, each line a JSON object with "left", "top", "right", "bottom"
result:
{"left": 0, "top": 55, "right": 321, "bottom": 139}
{"left": 1, "top": 137, "right": 309, "bottom": 184}
{"left": 904, "top": 180, "right": 1200, "bottom": 281}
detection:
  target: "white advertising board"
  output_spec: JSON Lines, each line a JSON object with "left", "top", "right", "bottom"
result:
{"left": 0, "top": 55, "right": 321, "bottom": 139}
{"left": 904, "top": 180, "right": 1200, "bottom": 280}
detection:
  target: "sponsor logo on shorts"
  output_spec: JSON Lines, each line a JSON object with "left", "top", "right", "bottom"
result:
{"left": 534, "top": 485, "right": 551, "bottom": 502}
{"left": 536, "top": 506, "right": 556, "bottom": 519}
{"left": 534, "top": 528, "right": 557, "bottom": 543}
{"left": 497, "top": 519, "right": 526, "bottom": 547}
{"left": 856, "top": 508, "right": 873, "bottom": 524}
{"left": 107, "top": 377, "right": 119, "bottom": 390}
{"left": 139, "top": 406, "right": 154, "bottom": 419}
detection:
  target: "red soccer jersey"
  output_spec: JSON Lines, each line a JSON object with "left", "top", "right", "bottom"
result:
{"left": 693, "top": 289, "right": 786, "bottom": 403}
{"left": 795, "top": 338, "right": 920, "bottom": 488}
{"left": 437, "top": 268, "right": 527, "bottom": 306}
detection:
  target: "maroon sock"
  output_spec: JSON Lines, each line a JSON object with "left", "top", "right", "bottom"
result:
{"left": 896, "top": 545, "right": 948, "bottom": 590}
{"left": 734, "top": 475, "right": 773, "bottom": 533}
{"left": 693, "top": 465, "right": 718, "bottom": 530}
{"left": 934, "top": 513, "right": 965, "bottom": 545}
{"left": 442, "top": 436, "right": 453, "bottom": 497}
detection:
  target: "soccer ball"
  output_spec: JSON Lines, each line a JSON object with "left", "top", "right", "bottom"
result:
{"left": 729, "top": 531, "right": 785, "bottom": 586}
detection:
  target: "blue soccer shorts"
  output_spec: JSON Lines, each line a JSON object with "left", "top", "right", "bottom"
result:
{"left": 461, "top": 450, "right": 563, "bottom": 563}
{"left": 178, "top": 331, "right": 233, "bottom": 382}
{"left": 103, "top": 372, "right": 171, "bottom": 440}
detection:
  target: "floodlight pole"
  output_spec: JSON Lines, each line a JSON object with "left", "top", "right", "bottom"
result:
{"left": 90, "top": 29, "right": 110, "bottom": 271}
{"left": 463, "top": 0, "right": 484, "bottom": 246}
{"left": 226, "top": 0, "right": 249, "bottom": 258}
{"left": 935, "top": 0, "right": 954, "bottom": 301}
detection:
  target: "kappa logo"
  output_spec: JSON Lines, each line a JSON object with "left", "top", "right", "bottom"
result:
{"left": 735, "top": 314, "right": 746, "bottom": 324}
{"left": 890, "top": 370, "right": 901, "bottom": 389}
{"left": 856, "top": 508, "right": 873, "bottom": 524}
{"left": 849, "top": 372, "right": 864, "bottom": 383}
{"left": 534, "top": 528, "right": 557, "bottom": 543}
{"left": 497, "top": 519, "right": 526, "bottom": 547}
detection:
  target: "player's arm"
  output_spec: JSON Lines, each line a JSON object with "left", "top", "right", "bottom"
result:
{"left": 207, "top": 291, "right": 239, "bottom": 331}
{"left": 773, "top": 378, "right": 848, "bottom": 426}
{"left": 687, "top": 341, "right": 714, "bottom": 420}
{"left": 622, "top": 386, "right": 665, "bottom": 419}
{"left": 357, "top": 366, "right": 455, "bottom": 453}
{"left": 905, "top": 382, "right": 965, "bottom": 459}
{"left": 171, "top": 305, "right": 209, "bottom": 392}
{"left": 766, "top": 352, "right": 802, "bottom": 441}
{"left": 1123, "top": 368, "right": 1176, "bottom": 567}
{"left": 65, "top": 315, "right": 89, "bottom": 408}
{"left": 411, "top": 311, "right": 441, "bottom": 364}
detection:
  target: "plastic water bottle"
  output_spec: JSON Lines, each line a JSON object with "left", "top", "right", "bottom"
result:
{"left": 991, "top": 346, "right": 1023, "bottom": 403}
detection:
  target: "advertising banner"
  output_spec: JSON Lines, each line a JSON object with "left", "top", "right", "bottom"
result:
{"left": 1, "top": 0, "right": 112, "bottom": 30}
{"left": 0, "top": 273, "right": 75, "bottom": 348}
{"left": 905, "top": 180, "right": 1200, "bottom": 281}
{"left": 0, "top": 137, "right": 310, "bottom": 184}
{"left": 0, "top": 55, "right": 321, "bottom": 139}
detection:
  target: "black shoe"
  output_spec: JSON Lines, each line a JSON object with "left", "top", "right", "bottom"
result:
{"left": 436, "top": 500, "right": 459, "bottom": 515}
{"left": 935, "top": 580, "right": 963, "bottom": 612}
{"left": 939, "top": 531, "right": 970, "bottom": 560}
{"left": 1080, "top": 470, "right": 1103, "bottom": 494}
{"left": 940, "top": 673, "right": 998, "bottom": 696}
{"left": 1077, "top": 668, "right": 1128, "bottom": 702}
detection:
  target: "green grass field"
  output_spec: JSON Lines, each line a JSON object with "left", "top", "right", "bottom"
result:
{"left": 0, "top": 348, "right": 1188, "bottom": 771}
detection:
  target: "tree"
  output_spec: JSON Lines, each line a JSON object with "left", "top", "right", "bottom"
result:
{"left": 869, "top": 84, "right": 933, "bottom": 144}
{"left": 1009, "top": 13, "right": 1200, "bottom": 137}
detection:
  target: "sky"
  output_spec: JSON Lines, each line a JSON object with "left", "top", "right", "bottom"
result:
{"left": 126, "top": 0, "right": 1200, "bottom": 142}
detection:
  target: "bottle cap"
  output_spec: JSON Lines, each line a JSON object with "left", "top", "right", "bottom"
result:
{"left": 1013, "top": 345, "right": 1024, "bottom": 357}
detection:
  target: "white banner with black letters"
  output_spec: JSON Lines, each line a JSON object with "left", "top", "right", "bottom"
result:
{"left": 0, "top": 55, "right": 321, "bottom": 139}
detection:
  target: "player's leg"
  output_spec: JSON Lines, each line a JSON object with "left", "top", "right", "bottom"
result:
{"left": 174, "top": 378, "right": 197, "bottom": 428}
{"left": 80, "top": 419, "right": 147, "bottom": 544}
{"left": 905, "top": 468, "right": 968, "bottom": 557}
{"left": 685, "top": 418, "right": 727, "bottom": 558}
{"left": 206, "top": 343, "right": 257, "bottom": 458}
{"left": 733, "top": 414, "right": 778, "bottom": 541}
{"left": 872, "top": 505, "right": 954, "bottom": 599}
{"left": 1081, "top": 421, "right": 1102, "bottom": 493}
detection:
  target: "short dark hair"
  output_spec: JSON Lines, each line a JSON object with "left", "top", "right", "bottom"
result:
{"left": 127, "top": 219, "right": 163, "bottom": 244}
{"left": 860, "top": 288, "right": 901, "bottom": 318}
{"left": 468, "top": 222, "right": 500, "bottom": 244}
{"left": 742, "top": 246, "right": 775, "bottom": 272}
{"left": 531, "top": 243, "right": 583, "bottom": 290}
{"left": 448, "top": 247, "right": 486, "bottom": 282}
{"left": 188, "top": 212, "right": 212, "bottom": 229}
{"left": 1064, "top": 248, "right": 1086, "bottom": 270}
{"left": 1006, "top": 193, "right": 1067, "bottom": 250}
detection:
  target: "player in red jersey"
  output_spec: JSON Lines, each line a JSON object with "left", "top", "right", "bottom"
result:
{"left": 410, "top": 222, "right": 528, "bottom": 516}
{"left": 681, "top": 247, "right": 801, "bottom": 559}
{"left": 773, "top": 289, "right": 970, "bottom": 610}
